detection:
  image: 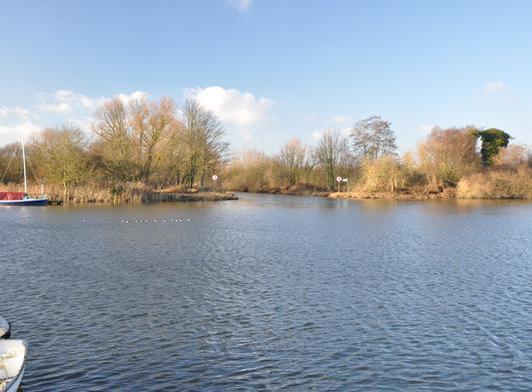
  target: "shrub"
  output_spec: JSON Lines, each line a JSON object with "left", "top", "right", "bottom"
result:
{"left": 223, "top": 150, "right": 281, "bottom": 192}
{"left": 361, "top": 156, "right": 407, "bottom": 192}
{"left": 493, "top": 145, "right": 529, "bottom": 169}
{"left": 418, "top": 127, "right": 479, "bottom": 187}
{"left": 457, "top": 166, "right": 531, "bottom": 199}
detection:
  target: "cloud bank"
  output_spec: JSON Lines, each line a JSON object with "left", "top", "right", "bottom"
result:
{"left": 0, "top": 87, "right": 272, "bottom": 145}
{"left": 185, "top": 86, "right": 273, "bottom": 142}
{"left": 35, "top": 90, "right": 147, "bottom": 114}
{"left": 482, "top": 81, "right": 508, "bottom": 95}
{"left": 228, "top": 0, "right": 251, "bottom": 12}
{"left": 0, "top": 90, "right": 149, "bottom": 144}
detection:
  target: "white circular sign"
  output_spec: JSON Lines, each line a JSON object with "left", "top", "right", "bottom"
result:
{"left": 212, "top": 175, "right": 218, "bottom": 181}
{"left": 336, "top": 176, "right": 342, "bottom": 183}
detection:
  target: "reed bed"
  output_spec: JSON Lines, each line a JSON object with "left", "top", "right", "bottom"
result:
{"left": 1, "top": 182, "right": 237, "bottom": 205}
{"left": 457, "top": 167, "right": 531, "bottom": 199}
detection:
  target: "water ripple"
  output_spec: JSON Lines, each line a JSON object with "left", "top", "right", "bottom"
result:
{"left": 1, "top": 196, "right": 531, "bottom": 390}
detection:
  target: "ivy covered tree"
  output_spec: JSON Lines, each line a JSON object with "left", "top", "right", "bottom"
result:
{"left": 473, "top": 128, "right": 511, "bottom": 166}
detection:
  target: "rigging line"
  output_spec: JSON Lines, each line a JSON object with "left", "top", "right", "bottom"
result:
{"left": 0, "top": 150, "right": 18, "bottom": 183}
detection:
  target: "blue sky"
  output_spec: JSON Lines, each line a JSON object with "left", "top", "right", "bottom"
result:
{"left": 1, "top": 0, "right": 531, "bottom": 152}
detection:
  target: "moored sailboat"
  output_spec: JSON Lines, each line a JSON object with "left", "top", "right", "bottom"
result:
{"left": 0, "top": 137, "right": 48, "bottom": 206}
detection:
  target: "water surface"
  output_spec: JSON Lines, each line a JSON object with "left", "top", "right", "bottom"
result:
{"left": 1, "top": 194, "right": 532, "bottom": 391}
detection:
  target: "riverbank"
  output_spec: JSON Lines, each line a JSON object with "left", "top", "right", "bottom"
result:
{"left": 234, "top": 182, "right": 531, "bottom": 201}
{"left": 230, "top": 168, "right": 531, "bottom": 200}
{"left": 328, "top": 190, "right": 450, "bottom": 200}
{"left": 149, "top": 190, "right": 238, "bottom": 203}
{"left": 239, "top": 188, "right": 454, "bottom": 201}
{"left": 0, "top": 183, "right": 238, "bottom": 205}
{"left": 329, "top": 190, "right": 532, "bottom": 201}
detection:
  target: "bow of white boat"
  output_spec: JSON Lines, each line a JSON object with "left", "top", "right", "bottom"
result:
{"left": 0, "top": 340, "right": 26, "bottom": 392}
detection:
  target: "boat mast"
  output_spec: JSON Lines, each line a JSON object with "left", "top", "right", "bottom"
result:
{"left": 21, "top": 135, "right": 27, "bottom": 194}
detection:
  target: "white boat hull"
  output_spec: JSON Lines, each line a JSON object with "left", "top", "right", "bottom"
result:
{"left": 0, "top": 317, "right": 9, "bottom": 339}
{"left": 0, "top": 340, "right": 26, "bottom": 392}
{"left": 2, "top": 367, "right": 23, "bottom": 392}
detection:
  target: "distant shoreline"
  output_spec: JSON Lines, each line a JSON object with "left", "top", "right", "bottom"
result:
{"left": 236, "top": 188, "right": 531, "bottom": 201}
{"left": 2, "top": 185, "right": 530, "bottom": 206}
{"left": 0, "top": 185, "right": 238, "bottom": 205}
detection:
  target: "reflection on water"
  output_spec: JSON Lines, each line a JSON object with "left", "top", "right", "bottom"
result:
{"left": 1, "top": 194, "right": 531, "bottom": 390}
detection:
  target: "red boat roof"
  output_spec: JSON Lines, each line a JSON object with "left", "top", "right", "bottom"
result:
{"left": 0, "top": 192, "right": 26, "bottom": 200}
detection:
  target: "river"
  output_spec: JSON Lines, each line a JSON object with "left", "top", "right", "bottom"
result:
{"left": 1, "top": 194, "right": 531, "bottom": 390}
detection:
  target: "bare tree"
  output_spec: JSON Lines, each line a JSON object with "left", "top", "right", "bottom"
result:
{"left": 351, "top": 116, "right": 397, "bottom": 160}
{"left": 418, "top": 126, "right": 479, "bottom": 187}
{"left": 181, "top": 99, "right": 229, "bottom": 189}
{"left": 92, "top": 96, "right": 181, "bottom": 183}
{"left": 31, "top": 125, "right": 91, "bottom": 197}
{"left": 130, "top": 97, "right": 178, "bottom": 180}
{"left": 314, "top": 129, "right": 349, "bottom": 190}
{"left": 156, "top": 121, "right": 186, "bottom": 186}
{"left": 91, "top": 98, "right": 136, "bottom": 181}
{"left": 279, "top": 138, "right": 314, "bottom": 186}
{"left": 0, "top": 143, "right": 25, "bottom": 184}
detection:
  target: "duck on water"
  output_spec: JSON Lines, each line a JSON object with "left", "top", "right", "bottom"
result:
{"left": 0, "top": 136, "right": 48, "bottom": 206}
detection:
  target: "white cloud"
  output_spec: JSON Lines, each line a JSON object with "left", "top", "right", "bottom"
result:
{"left": 184, "top": 86, "right": 273, "bottom": 142}
{"left": 35, "top": 89, "right": 148, "bottom": 114}
{"left": 312, "top": 130, "right": 322, "bottom": 141}
{"left": 0, "top": 120, "right": 41, "bottom": 140}
{"left": 340, "top": 127, "right": 351, "bottom": 137}
{"left": 483, "top": 81, "right": 508, "bottom": 95}
{"left": 228, "top": 0, "right": 251, "bottom": 11}
{"left": 185, "top": 86, "right": 272, "bottom": 128}
{"left": 114, "top": 91, "right": 148, "bottom": 106}
{"left": 0, "top": 90, "right": 149, "bottom": 145}
{"left": 331, "top": 115, "right": 348, "bottom": 124}
{"left": 36, "top": 90, "right": 105, "bottom": 113}
{"left": 0, "top": 106, "right": 30, "bottom": 119}
{"left": 0, "top": 107, "right": 39, "bottom": 144}
{"left": 301, "top": 113, "right": 318, "bottom": 123}
{"left": 419, "top": 124, "right": 436, "bottom": 133}
{"left": 312, "top": 128, "right": 351, "bottom": 141}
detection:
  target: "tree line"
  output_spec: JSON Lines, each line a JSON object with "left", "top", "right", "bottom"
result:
{"left": 225, "top": 118, "right": 529, "bottom": 198}
{"left": 0, "top": 95, "right": 530, "bottom": 199}
{"left": 1, "top": 97, "right": 229, "bottom": 196}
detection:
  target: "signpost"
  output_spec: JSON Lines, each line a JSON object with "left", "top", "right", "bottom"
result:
{"left": 343, "top": 178, "right": 349, "bottom": 195}
{"left": 336, "top": 176, "right": 342, "bottom": 194}
{"left": 212, "top": 174, "right": 220, "bottom": 192}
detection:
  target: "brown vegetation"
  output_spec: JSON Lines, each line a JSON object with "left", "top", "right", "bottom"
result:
{"left": 224, "top": 125, "right": 530, "bottom": 200}
{"left": 1, "top": 97, "right": 231, "bottom": 204}
{"left": 1, "top": 99, "right": 530, "bottom": 204}
{"left": 457, "top": 166, "right": 531, "bottom": 199}
{"left": 1, "top": 182, "right": 236, "bottom": 205}
{"left": 418, "top": 126, "right": 479, "bottom": 187}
